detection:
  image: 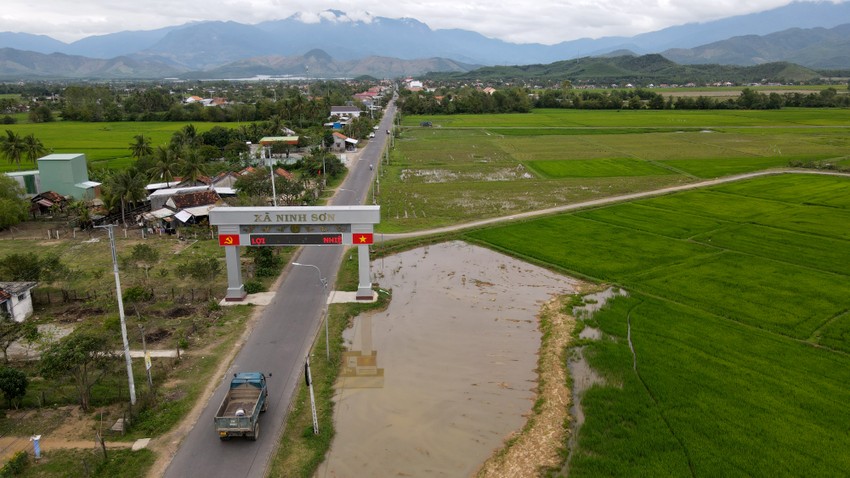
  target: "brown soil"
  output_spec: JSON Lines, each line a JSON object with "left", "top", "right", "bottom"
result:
{"left": 475, "top": 295, "right": 576, "bottom": 477}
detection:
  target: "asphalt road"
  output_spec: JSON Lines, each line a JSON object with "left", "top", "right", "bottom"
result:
{"left": 163, "top": 98, "right": 398, "bottom": 478}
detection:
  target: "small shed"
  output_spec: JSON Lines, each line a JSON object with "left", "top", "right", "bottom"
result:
{"left": 0, "top": 282, "right": 37, "bottom": 322}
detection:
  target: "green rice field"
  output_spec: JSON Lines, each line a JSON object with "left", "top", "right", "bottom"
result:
{"left": 464, "top": 173, "right": 850, "bottom": 476}
{"left": 0, "top": 121, "right": 222, "bottom": 172}
{"left": 381, "top": 109, "right": 850, "bottom": 233}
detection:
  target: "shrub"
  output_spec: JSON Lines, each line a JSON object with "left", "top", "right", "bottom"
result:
{"left": 0, "top": 450, "right": 28, "bottom": 476}
{"left": 123, "top": 286, "right": 153, "bottom": 303}
{"left": 244, "top": 281, "right": 265, "bottom": 294}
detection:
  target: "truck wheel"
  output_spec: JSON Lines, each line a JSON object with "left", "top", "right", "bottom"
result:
{"left": 219, "top": 436, "right": 231, "bottom": 441}
{"left": 250, "top": 422, "right": 260, "bottom": 441}
{"left": 261, "top": 400, "right": 268, "bottom": 412}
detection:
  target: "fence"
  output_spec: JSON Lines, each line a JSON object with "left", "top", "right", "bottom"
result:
{"left": 32, "top": 287, "right": 218, "bottom": 306}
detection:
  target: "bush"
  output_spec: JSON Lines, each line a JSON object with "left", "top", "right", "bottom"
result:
{"left": 244, "top": 281, "right": 265, "bottom": 294}
{"left": 123, "top": 286, "right": 153, "bottom": 303}
{"left": 0, "top": 450, "right": 28, "bottom": 476}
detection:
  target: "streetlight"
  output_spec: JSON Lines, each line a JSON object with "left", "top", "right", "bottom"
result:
{"left": 292, "top": 262, "right": 330, "bottom": 360}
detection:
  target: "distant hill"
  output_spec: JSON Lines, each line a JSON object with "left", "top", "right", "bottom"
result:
{"left": 183, "top": 50, "right": 477, "bottom": 79}
{"left": 426, "top": 54, "right": 821, "bottom": 85}
{"left": 663, "top": 24, "right": 850, "bottom": 69}
{"left": 1, "top": 1, "right": 849, "bottom": 71}
{"left": 0, "top": 48, "right": 185, "bottom": 80}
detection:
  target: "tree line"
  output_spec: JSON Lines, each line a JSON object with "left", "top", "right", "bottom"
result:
{"left": 399, "top": 86, "right": 850, "bottom": 115}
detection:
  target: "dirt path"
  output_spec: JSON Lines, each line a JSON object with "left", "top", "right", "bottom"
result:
{"left": 382, "top": 169, "right": 849, "bottom": 240}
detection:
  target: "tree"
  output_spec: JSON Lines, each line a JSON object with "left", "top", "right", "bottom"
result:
{"left": 0, "top": 130, "right": 25, "bottom": 169}
{"left": 28, "top": 104, "right": 54, "bottom": 123}
{"left": 39, "top": 331, "right": 114, "bottom": 411}
{"left": 0, "top": 175, "right": 28, "bottom": 230}
{"left": 177, "top": 148, "right": 208, "bottom": 184}
{"left": 129, "top": 134, "right": 153, "bottom": 160}
{"left": 22, "top": 133, "right": 47, "bottom": 165}
{"left": 148, "top": 146, "right": 180, "bottom": 186}
{"left": 0, "top": 366, "right": 28, "bottom": 409}
{"left": 129, "top": 243, "right": 160, "bottom": 279}
{"left": 0, "top": 317, "right": 38, "bottom": 364}
{"left": 0, "top": 252, "right": 42, "bottom": 281}
{"left": 105, "top": 169, "right": 147, "bottom": 227}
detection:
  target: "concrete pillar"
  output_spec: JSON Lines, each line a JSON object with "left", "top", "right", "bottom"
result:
{"left": 356, "top": 243, "right": 372, "bottom": 300}
{"left": 224, "top": 245, "right": 246, "bottom": 301}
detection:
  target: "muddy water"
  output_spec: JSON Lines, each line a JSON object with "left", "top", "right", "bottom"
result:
{"left": 317, "top": 241, "right": 577, "bottom": 477}
{"left": 565, "top": 287, "right": 628, "bottom": 470}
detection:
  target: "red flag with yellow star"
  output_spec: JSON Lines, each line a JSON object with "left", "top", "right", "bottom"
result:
{"left": 352, "top": 233, "right": 373, "bottom": 245}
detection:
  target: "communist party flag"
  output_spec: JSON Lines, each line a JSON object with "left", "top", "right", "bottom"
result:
{"left": 352, "top": 233, "right": 373, "bottom": 245}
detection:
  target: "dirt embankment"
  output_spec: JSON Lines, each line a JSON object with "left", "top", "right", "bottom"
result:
{"left": 476, "top": 295, "right": 576, "bottom": 477}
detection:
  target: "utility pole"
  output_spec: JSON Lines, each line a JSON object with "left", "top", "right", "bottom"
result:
{"left": 305, "top": 356, "right": 319, "bottom": 435}
{"left": 96, "top": 224, "right": 136, "bottom": 406}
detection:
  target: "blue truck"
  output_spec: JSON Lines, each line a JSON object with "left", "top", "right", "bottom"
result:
{"left": 214, "top": 372, "right": 270, "bottom": 441}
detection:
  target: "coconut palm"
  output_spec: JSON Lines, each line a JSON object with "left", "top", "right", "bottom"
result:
{"left": 148, "top": 146, "right": 180, "bottom": 186}
{"left": 0, "top": 130, "right": 25, "bottom": 169}
{"left": 128, "top": 134, "right": 153, "bottom": 160}
{"left": 106, "top": 168, "right": 147, "bottom": 227}
{"left": 178, "top": 147, "right": 208, "bottom": 185}
{"left": 23, "top": 133, "right": 48, "bottom": 165}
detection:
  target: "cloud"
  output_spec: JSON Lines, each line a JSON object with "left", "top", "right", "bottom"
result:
{"left": 0, "top": 0, "right": 836, "bottom": 44}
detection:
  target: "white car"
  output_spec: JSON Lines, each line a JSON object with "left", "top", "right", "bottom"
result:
{"left": 369, "top": 132, "right": 375, "bottom": 138}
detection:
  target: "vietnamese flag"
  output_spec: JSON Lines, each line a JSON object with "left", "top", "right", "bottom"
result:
{"left": 352, "top": 233, "right": 373, "bottom": 245}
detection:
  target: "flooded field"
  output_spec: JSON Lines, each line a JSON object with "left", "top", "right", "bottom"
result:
{"left": 317, "top": 241, "right": 577, "bottom": 477}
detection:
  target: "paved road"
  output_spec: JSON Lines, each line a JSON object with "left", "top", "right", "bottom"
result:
{"left": 162, "top": 98, "right": 397, "bottom": 478}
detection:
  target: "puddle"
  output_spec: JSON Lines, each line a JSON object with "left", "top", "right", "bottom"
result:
{"left": 319, "top": 241, "right": 577, "bottom": 477}
{"left": 565, "top": 287, "right": 627, "bottom": 470}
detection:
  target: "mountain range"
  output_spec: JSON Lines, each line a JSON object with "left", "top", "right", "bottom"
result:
{"left": 0, "top": 2, "right": 849, "bottom": 80}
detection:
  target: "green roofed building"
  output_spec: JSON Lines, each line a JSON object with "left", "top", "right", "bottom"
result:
{"left": 36, "top": 153, "right": 101, "bottom": 200}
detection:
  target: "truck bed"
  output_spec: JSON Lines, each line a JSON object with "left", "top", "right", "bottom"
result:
{"left": 218, "top": 386, "right": 262, "bottom": 418}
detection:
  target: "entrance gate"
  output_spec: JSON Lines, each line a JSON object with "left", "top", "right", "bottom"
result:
{"left": 210, "top": 206, "right": 380, "bottom": 301}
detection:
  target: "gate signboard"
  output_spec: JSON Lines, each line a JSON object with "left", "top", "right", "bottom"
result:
{"left": 210, "top": 206, "right": 380, "bottom": 301}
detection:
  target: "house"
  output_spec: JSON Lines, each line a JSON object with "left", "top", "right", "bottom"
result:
{"left": 148, "top": 185, "right": 235, "bottom": 210}
{"left": 37, "top": 153, "right": 101, "bottom": 201}
{"left": 330, "top": 106, "right": 362, "bottom": 120}
{"left": 332, "top": 132, "right": 358, "bottom": 152}
{"left": 167, "top": 190, "right": 225, "bottom": 226}
{"left": 5, "top": 170, "right": 40, "bottom": 197}
{"left": 0, "top": 282, "right": 37, "bottom": 322}
{"left": 30, "top": 191, "right": 67, "bottom": 216}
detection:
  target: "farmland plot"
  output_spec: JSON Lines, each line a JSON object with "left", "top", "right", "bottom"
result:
{"left": 465, "top": 173, "right": 850, "bottom": 476}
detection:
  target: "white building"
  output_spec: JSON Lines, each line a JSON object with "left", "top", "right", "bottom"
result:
{"left": 0, "top": 282, "right": 37, "bottom": 322}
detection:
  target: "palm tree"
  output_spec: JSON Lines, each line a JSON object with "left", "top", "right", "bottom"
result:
{"left": 178, "top": 148, "right": 208, "bottom": 185}
{"left": 106, "top": 169, "right": 147, "bottom": 227}
{"left": 23, "top": 133, "right": 48, "bottom": 165}
{"left": 128, "top": 134, "right": 153, "bottom": 160}
{"left": 148, "top": 146, "right": 180, "bottom": 186}
{"left": 0, "top": 130, "right": 25, "bottom": 169}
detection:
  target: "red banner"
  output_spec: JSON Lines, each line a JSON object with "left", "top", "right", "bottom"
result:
{"left": 352, "top": 233, "right": 373, "bottom": 245}
{"left": 218, "top": 234, "right": 240, "bottom": 246}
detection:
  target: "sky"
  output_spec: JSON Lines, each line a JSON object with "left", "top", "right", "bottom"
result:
{"left": 0, "top": 0, "right": 844, "bottom": 45}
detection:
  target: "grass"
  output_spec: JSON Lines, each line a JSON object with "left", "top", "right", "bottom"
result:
{"left": 464, "top": 173, "right": 850, "bottom": 476}
{"left": 16, "top": 448, "right": 156, "bottom": 478}
{"left": 381, "top": 109, "right": 850, "bottom": 233}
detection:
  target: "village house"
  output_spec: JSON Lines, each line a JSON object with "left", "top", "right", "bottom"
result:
{"left": 332, "top": 132, "right": 358, "bottom": 152}
{"left": 0, "top": 282, "right": 37, "bottom": 322}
